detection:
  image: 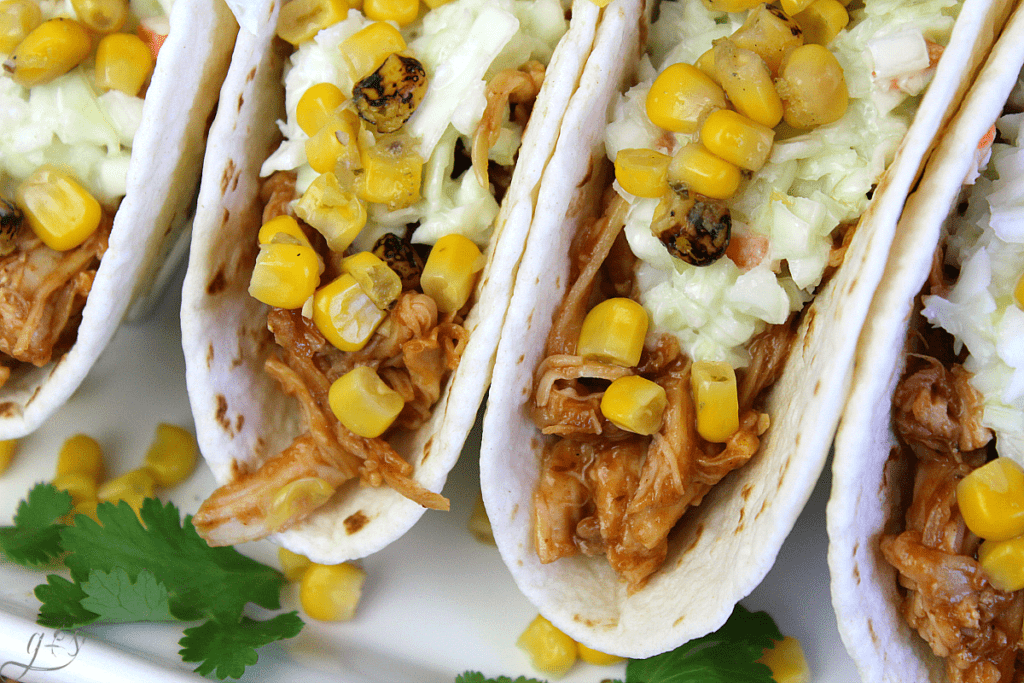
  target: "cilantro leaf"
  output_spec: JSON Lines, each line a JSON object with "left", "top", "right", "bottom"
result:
{"left": 0, "top": 483, "right": 72, "bottom": 566}
{"left": 35, "top": 574, "right": 99, "bottom": 629}
{"left": 79, "top": 568, "right": 176, "bottom": 623}
{"left": 179, "top": 613, "right": 304, "bottom": 680}
{"left": 455, "top": 673, "right": 547, "bottom": 683}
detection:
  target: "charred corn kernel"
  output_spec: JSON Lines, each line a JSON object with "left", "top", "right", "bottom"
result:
{"left": 578, "top": 298, "right": 648, "bottom": 367}
{"left": 701, "top": 0, "right": 762, "bottom": 11}
{"left": 979, "top": 536, "right": 1024, "bottom": 591}
{"left": 517, "top": 615, "right": 577, "bottom": 677}
{"left": 694, "top": 48, "right": 717, "bottom": 81}
{"left": 276, "top": 0, "right": 348, "bottom": 45}
{"left": 268, "top": 477, "right": 334, "bottom": 530}
{"left": 713, "top": 40, "right": 783, "bottom": 128}
{"left": 296, "top": 82, "right": 346, "bottom": 136}
{"left": 730, "top": 4, "right": 804, "bottom": 75}
{"left": 313, "top": 273, "right": 387, "bottom": 351}
{"left": 363, "top": 0, "right": 419, "bottom": 26}
{"left": 143, "top": 423, "right": 197, "bottom": 487}
{"left": 97, "top": 467, "right": 156, "bottom": 514}
{"left": 777, "top": 44, "right": 847, "bottom": 129}
{"left": 957, "top": 458, "right": 1024, "bottom": 541}
{"left": 469, "top": 495, "right": 494, "bottom": 544}
{"left": 601, "top": 375, "right": 668, "bottom": 436}
{"left": 668, "top": 143, "right": 741, "bottom": 200}
{"left": 691, "top": 360, "right": 739, "bottom": 443}
{"left": 328, "top": 366, "right": 405, "bottom": 438}
{"left": 0, "top": 439, "right": 15, "bottom": 474}
{"left": 356, "top": 136, "right": 423, "bottom": 209}
{"left": 793, "top": 0, "right": 848, "bottom": 46}
{"left": 781, "top": 0, "right": 815, "bottom": 14}
{"left": 758, "top": 636, "right": 811, "bottom": 683}
{"left": 294, "top": 172, "right": 367, "bottom": 253}
{"left": 52, "top": 472, "right": 97, "bottom": 506}
{"left": 73, "top": 499, "right": 100, "bottom": 524}
{"left": 305, "top": 110, "right": 361, "bottom": 173}
{"left": 700, "top": 109, "right": 775, "bottom": 172}
{"left": 341, "top": 251, "right": 401, "bottom": 309}
{"left": 614, "top": 149, "right": 671, "bottom": 198}
{"left": 16, "top": 167, "right": 101, "bottom": 251}
{"left": 420, "top": 233, "right": 484, "bottom": 314}
{"left": 71, "top": 0, "right": 128, "bottom": 33}
{"left": 56, "top": 434, "right": 104, "bottom": 482}
{"left": 339, "top": 21, "right": 406, "bottom": 82}
{"left": 258, "top": 215, "right": 310, "bottom": 247}
{"left": 3, "top": 18, "right": 91, "bottom": 87}
{"left": 1016, "top": 271, "right": 1024, "bottom": 309}
{"left": 577, "top": 644, "right": 625, "bottom": 666}
{"left": 249, "top": 242, "right": 321, "bottom": 309}
{"left": 279, "top": 547, "right": 313, "bottom": 582}
{"left": 95, "top": 33, "right": 153, "bottom": 96}
{"left": 300, "top": 562, "right": 366, "bottom": 621}
{"left": 645, "top": 63, "right": 727, "bottom": 134}
{"left": 0, "top": 0, "right": 41, "bottom": 54}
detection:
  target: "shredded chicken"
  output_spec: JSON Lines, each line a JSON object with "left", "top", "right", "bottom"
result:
{"left": 472, "top": 60, "right": 545, "bottom": 191}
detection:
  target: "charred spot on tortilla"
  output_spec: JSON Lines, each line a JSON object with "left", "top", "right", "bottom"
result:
{"left": 813, "top": 379, "right": 822, "bottom": 395}
{"left": 221, "top": 159, "right": 237, "bottom": 194}
{"left": 344, "top": 510, "right": 369, "bottom": 534}
{"left": 0, "top": 401, "right": 16, "bottom": 417}
{"left": 207, "top": 268, "right": 227, "bottom": 295}
{"left": 755, "top": 498, "right": 769, "bottom": 520}
{"left": 683, "top": 522, "right": 706, "bottom": 554}
{"left": 215, "top": 394, "right": 231, "bottom": 432}
{"left": 652, "top": 190, "right": 730, "bottom": 266}
{"left": 235, "top": 414, "right": 244, "bottom": 432}
{"left": 741, "top": 483, "right": 753, "bottom": 501}
{"left": 206, "top": 343, "right": 215, "bottom": 367}
{"left": 853, "top": 562, "right": 860, "bottom": 584}
{"left": 353, "top": 54, "right": 428, "bottom": 134}
{"left": 372, "top": 232, "right": 422, "bottom": 292}
{"left": 0, "top": 197, "right": 22, "bottom": 257}
{"left": 246, "top": 66, "right": 257, "bottom": 84}
{"left": 422, "top": 436, "right": 433, "bottom": 463}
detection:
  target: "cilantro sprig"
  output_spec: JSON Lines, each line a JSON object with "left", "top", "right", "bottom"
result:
{"left": 0, "top": 482, "right": 73, "bottom": 565}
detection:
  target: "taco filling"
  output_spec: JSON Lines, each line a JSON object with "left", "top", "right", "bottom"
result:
{"left": 530, "top": 0, "right": 960, "bottom": 591}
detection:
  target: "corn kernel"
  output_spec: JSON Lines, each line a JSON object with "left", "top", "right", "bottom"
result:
{"left": 363, "top": 0, "right": 419, "bottom": 26}
{"left": 645, "top": 63, "right": 726, "bottom": 134}
{"left": 978, "top": 536, "right": 1024, "bottom": 592}
{"left": 691, "top": 360, "right": 739, "bottom": 443}
{"left": 422, "top": 0, "right": 451, "bottom": 7}
{"left": 249, "top": 242, "right": 321, "bottom": 309}
{"left": 143, "top": 423, "right": 197, "bottom": 487}
{"left": 614, "top": 149, "right": 670, "bottom": 198}
{"left": 780, "top": 0, "right": 815, "bottom": 15}
{"left": 777, "top": 44, "right": 848, "bottom": 129}
{"left": 95, "top": 32, "right": 153, "bottom": 96}
{"left": 700, "top": 109, "right": 775, "bottom": 172}
{"left": 0, "top": 0, "right": 41, "bottom": 54}
{"left": 668, "top": 143, "right": 741, "bottom": 200}
{"left": 52, "top": 472, "right": 98, "bottom": 506}
{"left": 0, "top": 439, "right": 15, "bottom": 474}
{"left": 1016, "top": 271, "right": 1024, "bottom": 310}
{"left": 469, "top": 495, "right": 494, "bottom": 545}
{"left": 694, "top": 48, "right": 717, "bottom": 81}
{"left": 356, "top": 136, "right": 424, "bottom": 209}
{"left": 577, "top": 643, "right": 625, "bottom": 666}
{"left": 601, "top": 375, "right": 668, "bottom": 435}
{"left": 341, "top": 251, "right": 402, "bottom": 309}
{"left": 294, "top": 172, "right": 367, "bottom": 253}
{"left": 3, "top": 17, "right": 91, "bottom": 87}
{"left": 517, "top": 615, "right": 577, "bottom": 678}
{"left": 300, "top": 563, "right": 366, "bottom": 621}
{"left": 758, "top": 636, "right": 811, "bottom": 683}
{"left": 73, "top": 499, "right": 100, "bottom": 524}
{"left": 957, "top": 458, "right": 1024, "bottom": 541}
{"left": 16, "top": 167, "right": 102, "bottom": 251}
{"left": 305, "top": 110, "right": 362, "bottom": 174}
{"left": 313, "top": 273, "right": 387, "bottom": 352}
{"left": 296, "top": 82, "right": 345, "bottom": 137}
{"left": 71, "top": 0, "right": 128, "bottom": 33}
{"left": 713, "top": 40, "right": 783, "bottom": 129}
{"left": 700, "top": 0, "right": 762, "bottom": 11}
{"left": 268, "top": 477, "right": 334, "bottom": 531}
{"left": 793, "top": 0, "right": 848, "bottom": 45}
{"left": 420, "top": 233, "right": 484, "bottom": 314}
{"left": 97, "top": 467, "right": 156, "bottom": 514}
{"left": 328, "top": 366, "right": 405, "bottom": 438}
{"left": 258, "top": 215, "right": 310, "bottom": 247}
{"left": 730, "top": 5, "right": 804, "bottom": 75}
{"left": 55, "top": 434, "right": 105, "bottom": 483}
{"left": 577, "top": 298, "right": 648, "bottom": 367}
{"left": 279, "top": 547, "right": 313, "bottom": 582}
{"left": 276, "top": 0, "right": 348, "bottom": 45}
{"left": 339, "top": 21, "right": 406, "bottom": 83}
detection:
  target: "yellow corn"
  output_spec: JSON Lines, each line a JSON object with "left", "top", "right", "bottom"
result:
{"left": 694, "top": 48, "right": 717, "bottom": 81}
{"left": 329, "top": 366, "right": 405, "bottom": 437}
{"left": 777, "top": 44, "right": 848, "bottom": 129}
{"left": 577, "top": 644, "right": 625, "bottom": 666}
{"left": 978, "top": 536, "right": 1024, "bottom": 592}
{"left": 700, "top": 0, "right": 762, "bottom": 11}
{"left": 143, "top": 423, "right": 198, "bottom": 487}
{"left": 276, "top": 0, "right": 348, "bottom": 45}
{"left": 700, "top": 109, "right": 775, "bottom": 172}
{"left": 758, "top": 636, "right": 811, "bottom": 683}
{"left": 72, "top": 499, "right": 100, "bottom": 524}
{"left": 249, "top": 241, "right": 321, "bottom": 309}
{"left": 257, "top": 215, "right": 311, "bottom": 247}
{"left": 267, "top": 477, "right": 334, "bottom": 531}
{"left": 0, "top": 0, "right": 41, "bottom": 54}
{"left": 95, "top": 32, "right": 153, "bottom": 96}
{"left": 468, "top": 495, "right": 494, "bottom": 544}
{"left": 363, "top": 0, "right": 419, "bottom": 26}
{"left": 299, "top": 563, "right": 366, "bottom": 621}
{"left": 577, "top": 298, "right": 648, "bottom": 367}
{"left": 52, "top": 472, "right": 98, "bottom": 506}
{"left": 279, "top": 547, "right": 313, "bottom": 582}
{"left": 313, "top": 273, "right": 387, "bottom": 352}
{"left": 645, "top": 63, "right": 727, "bottom": 134}
{"left": 55, "top": 434, "right": 105, "bottom": 482}
{"left": 0, "top": 439, "right": 15, "bottom": 474}
{"left": 793, "top": 0, "right": 848, "bottom": 45}
{"left": 780, "top": 0, "right": 815, "bottom": 15}
{"left": 713, "top": 40, "right": 783, "bottom": 129}
{"left": 71, "top": 0, "right": 128, "bottom": 33}
{"left": 691, "top": 360, "right": 739, "bottom": 443}
{"left": 668, "top": 143, "right": 741, "bottom": 200}
{"left": 420, "top": 233, "right": 484, "bottom": 314}
{"left": 341, "top": 251, "right": 402, "bottom": 309}
{"left": 305, "top": 110, "right": 362, "bottom": 175}
{"left": 339, "top": 21, "right": 406, "bottom": 83}
{"left": 614, "top": 149, "right": 671, "bottom": 199}
{"left": 3, "top": 17, "right": 91, "bottom": 87}
{"left": 600, "top": 375, "right": 668, "bottom": 436}
{"left": 957, "top": 458, "right": 1024, "bottom": 541}
{"left": 730, "top": 4, "right": 805, "bottom": 75}
{"left": 356, "top": 136, "right": 424, "bottom": 210}
{"left": 16, "top": 167, "right": 102, "bottom": 252}
{"left": 296, "top": 82, "right": 345, "bottom": 137}
{"left": 517, "top": 615, "right": 577, "bottom": 678}
{"left": 422, "top": 0, "right": 452, "bottom": 7}
{"left": 1016, "top": 271, "right": 1024, "bottom": 309}
{"left": 293, "top": 172, "right": 367, "bottom": 253}
{"left": 97, "top": 467, "right": 156, "bottom": 515}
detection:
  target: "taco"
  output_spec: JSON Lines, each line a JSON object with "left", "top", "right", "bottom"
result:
{"left": 181, "top": 0, "right": 604, "bottom": 561}
{"left": 828, "top": 6, "right": 1024, "bottom": 682}
{"left": 478, "top": 0, "right": 1015, "bottom": 659}
{"left": 0, "top": 0, "right": 236, "bottom": 439}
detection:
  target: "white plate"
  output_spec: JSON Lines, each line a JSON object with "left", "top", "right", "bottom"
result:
{"left": 0, "top": 263, "right": 863, "bottom": 683}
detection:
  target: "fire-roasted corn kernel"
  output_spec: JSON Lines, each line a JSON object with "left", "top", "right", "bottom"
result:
{"left": 957, "top": 458, "right": 1024, "bottom": 541}
{"left": 16, "top": 167, "right": 102, "bottom": 251}
{"left": 578, "top": 298, "right": 648, "bottom": 367}
{"left": 268, "top": 477, "right": 334, "bottom": 531}
{"left": 143, "top": 423, "right": 198, "bottom": 487}
{"left": 700, "top": 109, "right": 775, "bottom": 172}
{"left": 294, "top": 172, "right": 367, "bottom": 252}
{"left": 278, "top": 547, "right": 313, "bottom": 582}
{"left": 4, "top": 17, "right": 91, "bottom": 87}
{"left": 313, "top": 273, "right": 387, "bottom": 351}
{"left": 276, "top": 0, "right": 348, "bottom": 45}
{"left": 420, "top": 233, "right": 485, "bottom": 314}
{"left": 601, "top": 375, "right": 668, "bottom": 435}
{"left": 691, "top": 360, "right": 739, "bottom": 443}
{"left": 363, "top": 0, "right": 419, "bottom": 25}
{"left": 729, "top": 4, "right": 804, "bottom": 74}
{"left": 577, "top": 644, "right": 625, "bottom": 666}
{"left": 341, "top": 251, "right": 402, "bottom": 309}
{"left": 71, "top": 0, "right": 128, "bottom": 33}
{"left": 668, "top": 143, "right": 741, "bottom": 200}
{"left": 299, "top": 562, "right": 366, "bottom": 621}
{"left": 518, "top": 615, "right": 577, "bottom": 677}
{"left": 979, "top": 536, "right": 1024, "bottom": 592}
{"left": 296, "top": 82, "right": 345, "bottom": 136}
{"left": 776, "top": 44, "right": 848, "bottom": 129}
{"left": 339, "top": 21, "right": 406, "bottom": 82}
{"left": 305, "top": 109, "right": 362, "bottom": 174}
{"left": 97, "top": 467, "right": 156, "bottom": 514}
{"left": 249, "top": 241, "right": 321, "bottom": 309}
{"left": 258, "top": 215, "right": 311, "bottom": 247}
{"left": 757, "top": 636, "right": 811, "bottom": 683}
{"left": 713, "top": 40, "right": 783, "bottom": 129}
{"left": 55, "top": 434, "right": 104, "bottom": 483}
{"left": 328, "top": 366, "right": 405, "bottom": 438}
{"left": 0, "top": 439, "right": 15, "bottom": 474}
{"left": 793, "top": 0, "right": 848, "bottom": 45}
{"left": 614, "top": 148, "right": 671, "bottom": 198}
{"left": 52, "top": 471, "right": 97, "bottom": 505}
{"left": 356, "top": 135, "right": 424, "bottom": 209}
{"left": 700, "top": 0, "right": 762, "bottom": 11}
{"left": 645, "top": 62, "right": 727, "bottom": 134}
{"left": 95, "top": 32, "right": 153, "bottom": 96}
{"left": 0, "top": 0, "right": 40, "bottom": 54}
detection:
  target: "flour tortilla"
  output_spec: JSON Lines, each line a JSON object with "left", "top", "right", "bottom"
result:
{"left": 180, "top": 0, "right": 602, "bottom": 562}
{"left": 478, "top": 0, "right": 1015, "bottom": 659}
{"left": 0, "top": 0, "right": 238, "bottom": 440}
{"left": 827, "top": 6, "right": 1024, "bottom": 681}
